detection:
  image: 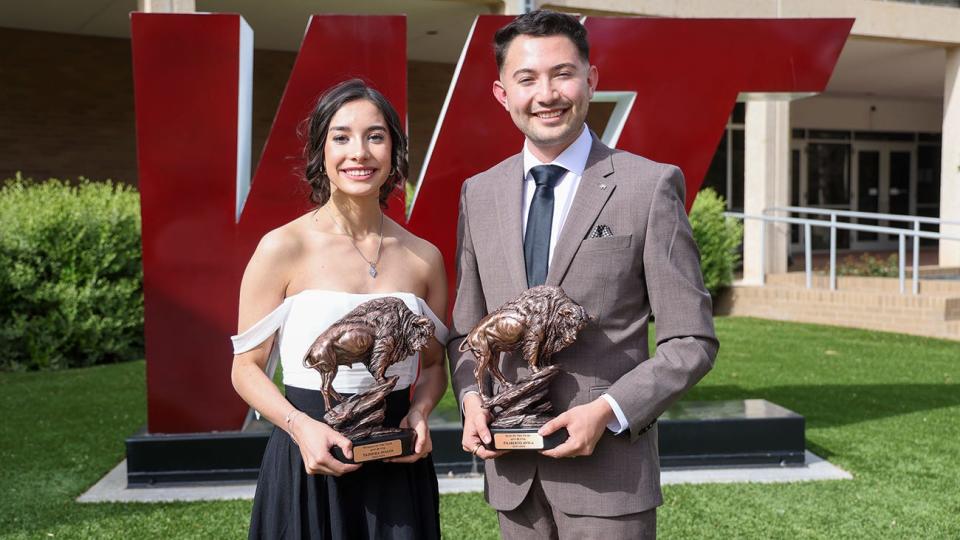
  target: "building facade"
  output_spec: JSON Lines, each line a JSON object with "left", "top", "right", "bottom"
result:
{"left": 2, "top": 0, "right": 958, "bottom": 270}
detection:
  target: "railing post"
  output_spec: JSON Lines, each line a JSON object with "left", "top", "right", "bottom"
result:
{"left": 899, "top": 234, "right": 906, "bottom": 294}
{"left": 829, "top": 214, "right": 837, "bottom": 291}
{"left": 804, "top": 222, "right": 812, "bottom": 289}
{"left": 913, "top": 220, "right": 921, "bottom": 295}
{"left": 760, "top": 220, "right": 766, "bottom": 285}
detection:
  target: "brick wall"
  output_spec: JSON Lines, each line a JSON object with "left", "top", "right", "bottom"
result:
{"left": 0, "top": 28, "right": 139, "bottom": 184}
{"left": 716, "top": 274, "right": 960, "bottom": 341}
{"left": 0, "top": 28, "right": 454, "bottom": 190}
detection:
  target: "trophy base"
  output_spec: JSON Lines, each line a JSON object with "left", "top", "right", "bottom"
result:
{"left": 486, "top": 427, "right": 568, "bottom": 451}
{"left": 331, "top": 428, "right": 417, "bottom": 464}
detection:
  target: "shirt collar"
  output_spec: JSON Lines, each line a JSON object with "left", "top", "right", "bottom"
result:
{"left": 522, "top": 124, "right": 592, "bottom": 179}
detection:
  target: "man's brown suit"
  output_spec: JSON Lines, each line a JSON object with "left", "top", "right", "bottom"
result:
{"left": 447, "top": 133, "right": 718, "bottom": 517}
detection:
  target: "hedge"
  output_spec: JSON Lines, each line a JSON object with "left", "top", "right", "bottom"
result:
{"left": 689, "top": 188, "right": 743, "bottom": 296}
{"left": 0, "top": 176, "right": 143, "bottom": 371}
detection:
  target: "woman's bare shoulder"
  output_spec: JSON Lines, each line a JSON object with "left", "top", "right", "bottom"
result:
{"left": 252, "top": 215, "right": 312, "bottom": 264}
{"left": 240, "top": 214, "right": 318, "bottom": 301}
{"left": 387, "top": 219, "right": 447, "bottom": 312}
{"left": 389, "top": 219, "right": 443, "bottom": 267}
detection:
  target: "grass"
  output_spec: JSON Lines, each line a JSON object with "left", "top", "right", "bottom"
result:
{"left": 1, "top": 316, "right": 959, "bottom": 538}
{"left": 660, "top": 318, "right": 960, "bottom": 539}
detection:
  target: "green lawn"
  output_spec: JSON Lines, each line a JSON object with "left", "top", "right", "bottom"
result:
{"left": 2, "top": 316, "right": 959, "bottom": 539}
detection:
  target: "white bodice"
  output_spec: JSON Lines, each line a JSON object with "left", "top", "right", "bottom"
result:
{"left": 231, "top": 290, "right": 448, "bottom": 393}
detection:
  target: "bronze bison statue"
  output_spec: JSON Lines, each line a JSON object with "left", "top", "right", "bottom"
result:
{"left": 459, "top": 285, "right": 590, "bottom": 400}
{"left": 303, "top": 296, "right": 435, "bottom": 411}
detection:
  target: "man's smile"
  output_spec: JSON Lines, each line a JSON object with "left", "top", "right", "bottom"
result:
{"left": 531, "top": 107, "right": 571, "bottom": 123}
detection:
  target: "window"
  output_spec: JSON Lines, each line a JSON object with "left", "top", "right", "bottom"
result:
{"left": 699, "top": 103, "right": 744, "bottom": 211}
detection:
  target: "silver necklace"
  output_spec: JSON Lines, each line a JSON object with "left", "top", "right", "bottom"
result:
{"left": 324, "top": 206, "right": 384, "bottom": 278}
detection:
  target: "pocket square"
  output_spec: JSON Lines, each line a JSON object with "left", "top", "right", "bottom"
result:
{"left": 588, "top": 224, "right": 614, "bottom": 239}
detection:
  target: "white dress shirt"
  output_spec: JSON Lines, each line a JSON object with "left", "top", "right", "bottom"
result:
{"left": 521, "top": 124, "right": 590, "bottom": 262}
{"left": 520, "top": 125, "right": 628, "bottom": 435}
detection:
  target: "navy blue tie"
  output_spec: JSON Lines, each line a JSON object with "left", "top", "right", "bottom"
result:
{"left": 524, "top": 164, "right": 566, "bottom": 287}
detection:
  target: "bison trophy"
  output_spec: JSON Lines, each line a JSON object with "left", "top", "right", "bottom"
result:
{"left": 459, "top": 286, "right": 590, "bottom": 447}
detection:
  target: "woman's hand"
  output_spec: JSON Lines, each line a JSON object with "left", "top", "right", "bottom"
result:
{"left": 386, "top": 409, "right": 432, "bottom": 463}
{"left": 291, "top": 415, "right": 362, "bottom": 476}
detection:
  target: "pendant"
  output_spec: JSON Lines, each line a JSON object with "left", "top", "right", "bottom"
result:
{"left": 369, "top": 265, "right": 378, "bottom": 278}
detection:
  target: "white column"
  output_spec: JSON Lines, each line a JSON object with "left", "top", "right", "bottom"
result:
{"left": 941, "top": 47, "right": 960, "bottom": 267}
{"left": 500, "top": 0, "right": 528, "bottom": 14}
{"left": 137, "top": 0, "right": 195, "bottom": 12}
{"left": 742, "top": 100, "right": 791, "bottom": 284}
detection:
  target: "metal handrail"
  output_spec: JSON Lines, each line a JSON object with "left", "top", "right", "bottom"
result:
{"left": 765, "top": 206, "right": 960, "bottom": 227}
{"left": 725, "top": 211, "right": 960, "bottom": 294}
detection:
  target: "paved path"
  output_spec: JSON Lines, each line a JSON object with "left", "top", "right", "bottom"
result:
{"left": 78, "top": 451, "right": 851, "bottom": 503}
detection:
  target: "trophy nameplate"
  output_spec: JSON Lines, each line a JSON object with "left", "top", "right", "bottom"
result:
{"left": 331, "top": 429, "right": 416, "bottom": 464}
{"left": 490, "top": 427, "right": 569, "bottom": 451}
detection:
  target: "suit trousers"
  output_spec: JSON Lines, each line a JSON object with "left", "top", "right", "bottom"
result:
{"left": 497, "top": 472, "right": 656, "bottom": 540}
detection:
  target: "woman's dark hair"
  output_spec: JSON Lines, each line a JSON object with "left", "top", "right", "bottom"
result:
{"left": 494, "top": 10, "right": 589, "bottom": 72}
{"left": 303, "top": 79, "right": 408, "bottom": 208}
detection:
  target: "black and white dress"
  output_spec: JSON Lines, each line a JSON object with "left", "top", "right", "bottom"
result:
{"left": 231, "top": 290, "right": 448, "bottom": 540}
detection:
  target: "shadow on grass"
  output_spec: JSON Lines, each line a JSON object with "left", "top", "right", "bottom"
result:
{"left": 685, "top": 383, "right": 960, "bottom": 429}
{"left": 804, "top": 439, "right": 838, "bottom": 460}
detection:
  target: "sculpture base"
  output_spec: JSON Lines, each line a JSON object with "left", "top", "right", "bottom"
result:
{"left": 486, "top": 426, "right": 568, "bottom": 451}
{"left": 331, "top": 428, "right": 417, "bottom": 464}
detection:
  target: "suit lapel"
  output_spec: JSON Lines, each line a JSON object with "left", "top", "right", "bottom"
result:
{"left": 546, "top": 137, "right": 616, "bottom": 287}
{"left": 494, "top": 155, "right": 529, "bottom": 295}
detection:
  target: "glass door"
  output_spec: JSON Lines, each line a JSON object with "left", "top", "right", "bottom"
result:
{"left": 804, "top": 142, "right": 852, "bottom": 249}
{"left": 851, "top": 142, "right": 915, "bottom": 249}
{"left": 790, "top": 144, "right": 802, "bottom": 250}
{"left": 853, "top": 146, "right": 881, "bottom": 244}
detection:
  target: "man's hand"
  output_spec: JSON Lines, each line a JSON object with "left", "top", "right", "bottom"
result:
{"left": 292, "top": 416, "right": 363, "bottom": 476}
{"left": 539, "top": 398, "right": 615, "bottom": 458}
{"left": 461, "top": 392, "right": 507, "bottom": 460}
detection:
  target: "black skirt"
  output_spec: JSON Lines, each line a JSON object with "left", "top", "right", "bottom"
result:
{"left": 249, "top": 386, "right": 441, "bottom": 540}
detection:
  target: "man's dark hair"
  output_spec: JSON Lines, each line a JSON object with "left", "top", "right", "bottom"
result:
{"left": 494, "top": 10, "right": 589, "bottom": 72}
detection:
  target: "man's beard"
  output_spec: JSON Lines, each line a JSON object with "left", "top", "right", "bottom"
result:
{"left": 524, "top": 121, "right": 579, "bottom": 148}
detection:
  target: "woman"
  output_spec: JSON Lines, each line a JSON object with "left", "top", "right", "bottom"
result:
{"left": 230, "top": 79, "right": 447, "bottom": 539}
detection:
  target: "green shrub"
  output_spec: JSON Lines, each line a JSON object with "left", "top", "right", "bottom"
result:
{"left": 0, "top": 175, "right": 143, "bottom": 371}
{"left": 689, "top": 188, "right": 742, "bottom": 296}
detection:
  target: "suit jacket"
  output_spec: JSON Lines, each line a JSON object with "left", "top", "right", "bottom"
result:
{"left": 446, "top": 133, "right": 718, "bottom": 517}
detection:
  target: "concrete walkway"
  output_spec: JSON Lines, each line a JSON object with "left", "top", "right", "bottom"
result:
{"left": 78, "top": 451, "right": 851, "bottom": 503}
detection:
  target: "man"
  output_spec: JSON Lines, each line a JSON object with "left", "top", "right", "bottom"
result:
{"left": 446, "top": 10, "right": 718, "bottom": 539}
